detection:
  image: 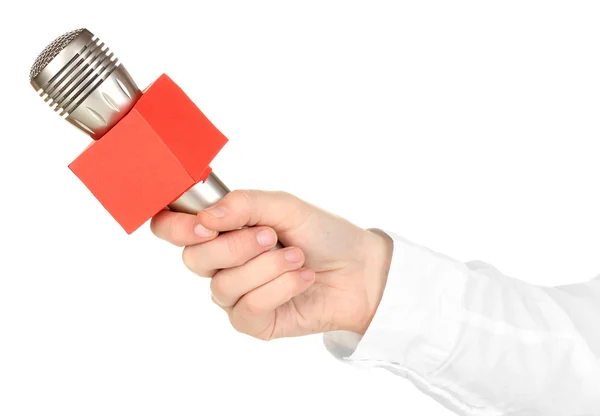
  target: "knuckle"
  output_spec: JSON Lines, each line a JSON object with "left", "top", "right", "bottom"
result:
{"left": 253, "top": 330, "right": 272, "bottom": 342}
{"left": 229, "top": 189, "right": 255, "bottom": 207}
{"left": 228, "top": 314, "right": 247, "bottom": 335}
{"left": 232, "top": 190, "right": 261, "bottom": 225}
{"left": 182, "top": 246, "right": 216, "bottom": 277}
{"left": 150, "top": 213, "right": 178, "bottom": 243}
{"left": 229, "top": 310, "right": 274, "bottom": 341}
{"left": 274, "top": 190, "right": 292, "bottom": 199}
{"left": 240, "top": 297, "right": 264, "bottom": 317}
{"left": 238, "top": 189, "right": 258, "bottom": 204}
{"left": 209, "top": 275, "right": 228, "bottom": 300}
{"left": 149, "top": 216, "right": 161, "bottom": 236}
{"left": 275, "top": 190, "right": 299, "bottom": 205}
{"left": 181, "top": 246, "right": 197, "bottom": 272}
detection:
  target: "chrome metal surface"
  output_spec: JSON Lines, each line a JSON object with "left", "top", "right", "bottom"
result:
{"left": 30, "top": 28, "right": 141, "bottom": 140}
{"left": 169, "top": 173, "right": 231, "bottom": 214}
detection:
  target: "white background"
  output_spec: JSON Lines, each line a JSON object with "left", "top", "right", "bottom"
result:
{"left": 2, "top": 1, "right": 600, "bottom": 415}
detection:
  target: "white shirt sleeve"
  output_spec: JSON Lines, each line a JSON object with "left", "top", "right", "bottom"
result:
{"left": 323, "top": 231, "right": 600, "bottom": 416}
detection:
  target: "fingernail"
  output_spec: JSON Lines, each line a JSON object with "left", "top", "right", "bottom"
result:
{"left": 284, "top": 248, "right": 302, "bottom": 263}
{"left": 300, "top": 269, "right": 314, "bottom": 282}
{"left": 202, "top": 205, "right": 226, "bottom": 218}
{"left": 194, "top": 223, "right": 214, "bottom": 237}
{"left": 257, "top": 229, "right": 276, "bottom": 247}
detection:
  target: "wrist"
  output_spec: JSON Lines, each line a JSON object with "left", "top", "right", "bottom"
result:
{"left": 354, "top": 228, "right": 393, "bottom": 334}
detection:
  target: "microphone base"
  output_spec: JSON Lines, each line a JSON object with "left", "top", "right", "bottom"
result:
{"left": 169, "top": 172, "right": 230, "bottom": 215}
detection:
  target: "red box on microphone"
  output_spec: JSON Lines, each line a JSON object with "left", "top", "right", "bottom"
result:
{"left": 68, "top": 74, "right": 228, "bottom": 234}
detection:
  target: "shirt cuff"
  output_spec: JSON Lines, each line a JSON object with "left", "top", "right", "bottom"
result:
{"left": 323, "top": 230, "right": 468, "bottom": 377}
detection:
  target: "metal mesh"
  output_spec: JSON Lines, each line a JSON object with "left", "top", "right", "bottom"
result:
{"left": 29, "top": 29, "right": 85, "bottom": 81}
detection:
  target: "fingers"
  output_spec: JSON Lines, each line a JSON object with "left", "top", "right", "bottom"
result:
{"left": 228, "top": 268, "right": 316, "bottom": 340}
{"left": 181, "top": 226, "right": 279, "bottom": 277}
{"left": 211, "top": 246, "right": 305, "bottom": 307}
{"left": 196, "top": 190, "right": 310, "bottom": 233}
{"left": 150, "top": 209, "right": 218, "bottom": 247}
{"left": 150, "top": 190, "right": 308, "bottom": 246}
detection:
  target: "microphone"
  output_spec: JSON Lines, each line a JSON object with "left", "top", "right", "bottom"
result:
{"left": 29, "top": 28, "right": 283, "bottom": 247}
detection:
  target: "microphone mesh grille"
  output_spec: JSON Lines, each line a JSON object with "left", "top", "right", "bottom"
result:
{"left": 29, "top": 28, "right": 85, "bottom": 81}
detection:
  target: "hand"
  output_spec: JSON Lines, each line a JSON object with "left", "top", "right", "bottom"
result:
{"left": 150, "top": 190, "right": 393, "bottom": 340}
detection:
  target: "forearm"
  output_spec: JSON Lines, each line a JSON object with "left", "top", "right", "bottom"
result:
{"left": 324, "top": 231, "right": 600, "bottom": 415}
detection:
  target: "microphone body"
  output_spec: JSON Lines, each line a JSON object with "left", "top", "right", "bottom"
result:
{"left": 170, "top": 173, "right": 231, "bottom": 215}
{"left": 30, "top": 28, "right": 282, "bottom": 247}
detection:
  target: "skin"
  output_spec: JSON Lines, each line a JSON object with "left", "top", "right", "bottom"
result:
{"left": 150, "top": 190, "right": 394, "bottom": 340}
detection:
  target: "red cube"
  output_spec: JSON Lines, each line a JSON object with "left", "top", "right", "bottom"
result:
{"left": 69, "top": 74, "right": 228, "bottom": 234}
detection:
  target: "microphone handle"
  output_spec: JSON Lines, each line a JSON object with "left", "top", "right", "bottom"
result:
{"left": 168, "top": 172, "right": 284, "bottom": 249}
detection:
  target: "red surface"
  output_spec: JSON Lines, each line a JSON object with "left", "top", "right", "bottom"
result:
{"left": 134, "top": 75, "right": 226, "bottom": 182}
{"left": 69, "top": 74, "right": 228, "bottom": 234}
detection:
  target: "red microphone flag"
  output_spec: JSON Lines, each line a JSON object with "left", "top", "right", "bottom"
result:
{"left": 68, "top": 74, "right": 228, "bottom": 234}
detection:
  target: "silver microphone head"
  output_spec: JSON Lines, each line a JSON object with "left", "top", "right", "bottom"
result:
{"left": 29, "top": 28, "right": 141, "bottom": 139}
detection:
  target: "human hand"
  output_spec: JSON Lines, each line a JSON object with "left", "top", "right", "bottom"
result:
{"left": 150, "top": 190, "right": 393, "bottom": 340}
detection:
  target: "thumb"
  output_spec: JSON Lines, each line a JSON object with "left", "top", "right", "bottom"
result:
{"left": 196, "top": 190, "right": 311, "bottom": 233}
